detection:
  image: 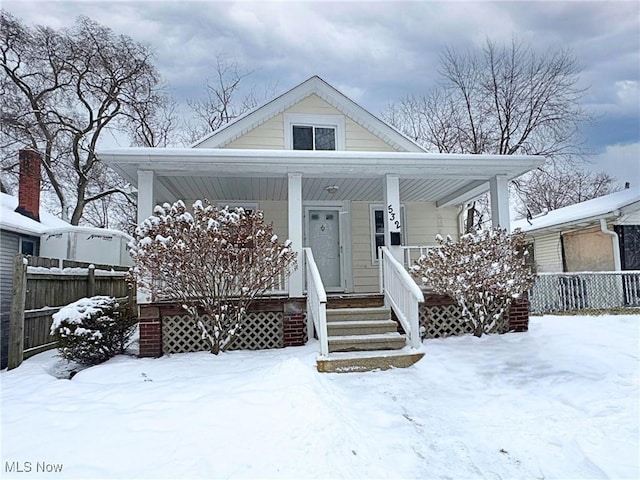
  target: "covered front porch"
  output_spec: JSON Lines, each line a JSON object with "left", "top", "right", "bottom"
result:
{"left": 100, "top": 148, "right": 543, "bottom": 294}
{"left": 99, "top": 148, "right": 543, "bottom": 369}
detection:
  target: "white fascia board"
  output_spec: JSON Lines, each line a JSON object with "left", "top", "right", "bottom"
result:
{"left": 97, "top": 148, "right": 545, "bottom": 183}
{"left": 513, "top": 212, "right": 621, "bottom": 235}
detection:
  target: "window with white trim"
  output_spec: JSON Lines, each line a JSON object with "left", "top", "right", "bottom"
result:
{"left": 284, "top": 113, "right": 345, "bottom": 150}
{"left": 292, "top": 125, "right": 335, "bottom": 150}
{"left": 370, "top": 204, "right": 405, "bottom": 263}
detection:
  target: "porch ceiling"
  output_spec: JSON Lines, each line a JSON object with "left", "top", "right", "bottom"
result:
{"left": 158, "top": 175, "right": 475, "bottom": 203}
{"left": 98, "top": 148, "right": 546, "bottom": 206}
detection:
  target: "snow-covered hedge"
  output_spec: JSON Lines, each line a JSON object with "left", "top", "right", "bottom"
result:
{"left": 129, "top": 200, "right": 297, "bottom": 354}
{"left": 51, "top": 296, "right": 137, "bottom": 365}
{"left": 411, "top": 228, "right": 534, "bottom": 337}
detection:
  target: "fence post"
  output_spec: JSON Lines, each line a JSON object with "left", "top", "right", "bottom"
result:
{"left": 87, "top": 264, "right": 95, "bottom": 297}
{"left": 8, "top": 254, "right": 27, "bottom": 370}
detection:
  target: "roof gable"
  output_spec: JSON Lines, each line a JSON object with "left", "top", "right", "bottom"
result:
{"left": 192, "top": 75, "right": 425, "bottom": 152}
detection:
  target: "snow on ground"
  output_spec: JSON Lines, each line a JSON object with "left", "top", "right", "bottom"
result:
{"left": 1, "top": 314, "right": 638, "bottom": 479}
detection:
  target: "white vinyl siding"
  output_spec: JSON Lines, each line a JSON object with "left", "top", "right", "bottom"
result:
{"left": 224, "top": 94, "right": 404, "bottom": 152}
{"left": 533, "top": 233, "right": 564, "bottom": 273}
{"left": 225, "top": 115, "right": 285, "bottom": 149}
{"left": 351, "top": 201, "right": 459, "bottom": 293}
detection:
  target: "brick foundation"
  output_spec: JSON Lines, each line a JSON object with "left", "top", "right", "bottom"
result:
{"left": 138, "top": 306, "right": 162, "bottom": 358}
{"left": 506, "top": 296, "right": 530, "bottom": 332}
{"left": 283, "top": 299, "right": 307, "bottom": 347}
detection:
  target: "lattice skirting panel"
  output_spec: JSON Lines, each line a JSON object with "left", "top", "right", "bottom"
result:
{"left": 420, "top": 304, "right": 509, "bottom": 339}
{"left": 162, "top": 311, "right": 284, "bottom": 354}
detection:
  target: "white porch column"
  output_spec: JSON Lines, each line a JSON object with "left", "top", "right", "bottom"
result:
{"left": 383, "top": 174, "right": 403, "bottom": 262}
{"left": 489, "top": 175, "right": 510, "bottom": 230}
{"left": 287, "top": 173, "right": 304, "bottom": 297}
{"left": 137, "top": 170, "right": 155, "bottom": 224}
{"left": 136, "top": 170, "right": 155, "bottom": 305}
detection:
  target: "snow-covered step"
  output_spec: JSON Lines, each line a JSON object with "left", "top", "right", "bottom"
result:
{"left": 326, "top": 307, "right": 391, "bottom": 322}
{"left": 328, "top": 332, "right": 406, "bottom": 352}
{"left": 327, "top": 319, "right": 398, "bottom": 336}
{"left": 317, "top": 347, "right": 425, "bottom": 373}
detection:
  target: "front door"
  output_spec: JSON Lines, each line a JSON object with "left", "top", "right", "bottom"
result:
{"left": 307, "top": 209, "right": 342, "bottom": 290}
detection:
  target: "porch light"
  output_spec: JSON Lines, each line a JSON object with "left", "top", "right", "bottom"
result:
{"left": 325, "top": 185, "right": 339, "bottom": 194}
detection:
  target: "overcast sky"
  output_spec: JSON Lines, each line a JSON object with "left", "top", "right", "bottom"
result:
{"left": 4, "top": 0, "right": 640, "bottom": 188}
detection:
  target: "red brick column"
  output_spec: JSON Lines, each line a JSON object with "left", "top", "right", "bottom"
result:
{"left": 138, "top": 306, "right": 163, "bottom": 357}
{"left": 283, "top": 300, "right": 307, "bottom": 347}
{"left": 507, "top": 296, "right": 529, "bottom": 332}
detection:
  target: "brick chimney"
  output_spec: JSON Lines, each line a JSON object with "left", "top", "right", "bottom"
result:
{"left": 14, "top": 148, "right": 42, "bottom": 222}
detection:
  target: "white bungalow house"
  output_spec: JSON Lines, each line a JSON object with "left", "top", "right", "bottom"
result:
{"left": 99, "top": 76, "right": 544, "bottom": 371}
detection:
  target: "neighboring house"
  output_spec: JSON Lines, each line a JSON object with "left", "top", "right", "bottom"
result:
{"left": 98, "top": 76, "right": 543, "bottom": 370}
{"left": 512, "top": 188, "right": 640, "bottom": 273}
{"left": 1, "top": 148, "right": 133, "bottom": 369}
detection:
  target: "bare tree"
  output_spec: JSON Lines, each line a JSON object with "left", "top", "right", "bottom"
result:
{"left": 0, "top": 11, "right": 163, "bottom": 225}
{"left": 384, "top": 38, "right": 593, "bottom": 228}
{"left": 411, "top": 229, "right": 534, "bottom": 337}
{"left": 129, "top": 200, "right": 298, "bottom": 354}
{"left": 183, "top": 56, "right": 279, "bottom": 145}
{"left": 512, "top": 164, "right": 618, "bottom": 218}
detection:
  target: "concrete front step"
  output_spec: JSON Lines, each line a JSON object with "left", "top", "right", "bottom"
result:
{"left": 328, "top": 332, "right": 406, "bottom": 352}
{"left": 327, "top": 319, "right": 398, "bottom": 336}
{"left": 317, "top": 348, "right": 425, "bottom": 373}
{"left": 326, "top": 307, "right": 391, "bottom": 322}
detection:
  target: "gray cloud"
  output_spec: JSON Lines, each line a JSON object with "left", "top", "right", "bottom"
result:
{"left": 4, "top": 0, "right": 639, "bottom": 171}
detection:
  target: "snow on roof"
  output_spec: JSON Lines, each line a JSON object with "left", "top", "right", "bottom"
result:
{"left": 512, "top": 188, "right": 640, "bottom": 233}
{"left": 0, "top": 192, "right": 133, "bottom": 240}
{"left": 1, "top": 192, "right": 70, "bottom": 236}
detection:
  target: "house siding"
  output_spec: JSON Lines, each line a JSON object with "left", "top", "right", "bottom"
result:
{"left": 351, "top": 201, "right": 459, "bottom": 293}
{"left": 533, "top": 232, "right": 564, "bottom": 273}
{"left": 225, "top": 94, "right": 400, "bottom": 152}
{"left": 1, "top": 230, "right": 20, "bottom": 369}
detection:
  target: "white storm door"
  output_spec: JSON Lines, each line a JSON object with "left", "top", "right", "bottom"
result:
{"left": 307, "top": 209, "right": 343, "bottom": 290}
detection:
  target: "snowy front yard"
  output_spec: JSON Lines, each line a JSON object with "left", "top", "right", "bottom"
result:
{"left": 2, "top": 314, "right": 638, "bottom": 479}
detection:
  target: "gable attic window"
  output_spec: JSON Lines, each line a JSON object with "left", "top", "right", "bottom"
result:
{"left": 292, "top": 126, "right": 335, "bottom": 150}
{"left": 284, "top": 113, "right": 345, "bottom": 150}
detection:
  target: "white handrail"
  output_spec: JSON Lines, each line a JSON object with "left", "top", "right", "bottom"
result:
{"left": 303, "top": 248, "right": 328, "bottom": 356}
{"left": 380, "top": 247, "right": 424, "bottom": 349}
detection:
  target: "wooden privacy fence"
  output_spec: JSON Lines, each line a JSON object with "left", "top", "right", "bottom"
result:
{"left": 8, "top": 254, "right": 134, "bottom": 370}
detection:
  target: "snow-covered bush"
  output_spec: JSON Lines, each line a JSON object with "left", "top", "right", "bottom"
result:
{"left": 411, "top": 228, "right": 534, "bottom": 337}
{"left": 129, "top": 200, "right": 298, "bottom": 354}
{"left": 51, "top": 296, "right": 137, "bottom": 365}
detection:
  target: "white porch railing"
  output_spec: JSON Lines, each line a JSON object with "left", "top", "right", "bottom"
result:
{"left": 401, "top": 245, "right": 440, "bottom": 269}
{"left": 379, "top": 247, "right": 424, "bottom": 349}
{"left": 304, "top": 247, "right": 328, "bottom": 356}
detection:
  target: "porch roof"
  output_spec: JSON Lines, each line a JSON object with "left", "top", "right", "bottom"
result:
{"left": 98, "top": 148, "right": 545, "bottom": 206}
